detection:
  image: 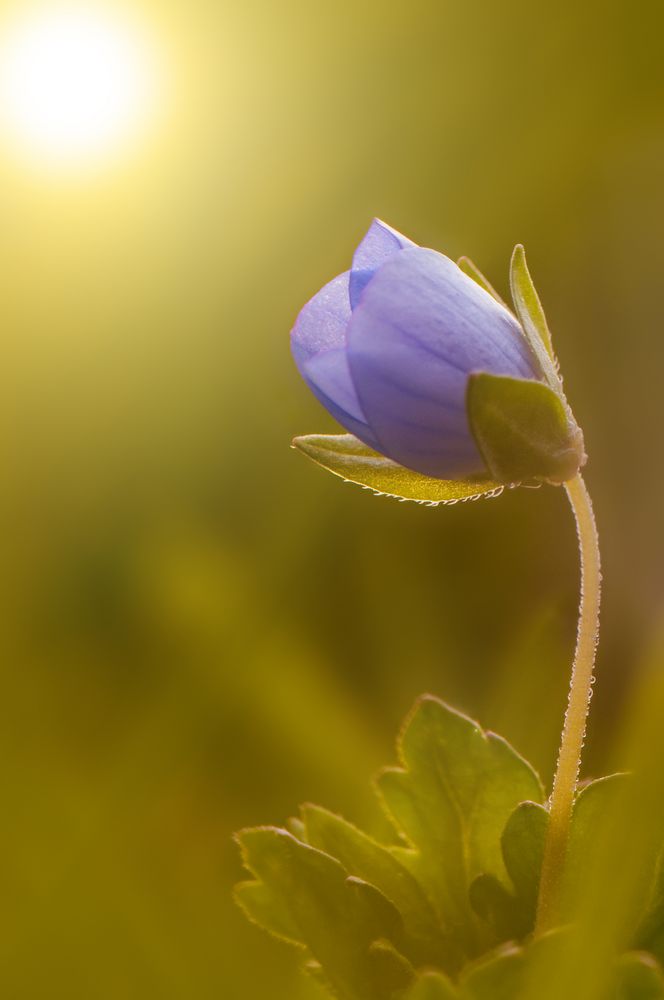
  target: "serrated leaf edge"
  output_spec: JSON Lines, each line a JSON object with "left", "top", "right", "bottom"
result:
{"left": 373, "top": 696, "right": 544, "bottom": 835}
{"left": 292, "top": 436, "right": 510, "bottom": 507}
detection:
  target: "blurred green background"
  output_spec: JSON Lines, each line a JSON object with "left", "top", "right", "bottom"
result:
{"left": 0, "top": 0, "right": 663, "bottom": 996}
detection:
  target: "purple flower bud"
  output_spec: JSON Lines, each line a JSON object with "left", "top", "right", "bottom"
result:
{"left": 291, "top": 220, "right": 542, "bottom": 479}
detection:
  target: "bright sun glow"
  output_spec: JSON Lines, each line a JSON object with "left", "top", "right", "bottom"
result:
{"left": 0, "top": 6, "right": 159, "bottom": 167}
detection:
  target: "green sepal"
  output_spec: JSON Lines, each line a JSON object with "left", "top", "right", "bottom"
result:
{"left": 509, "top": 245, "right": 558, "bottom": 382}
{"left": 457, "top": 256, "right": 509, "bottom": 310}
{"left": 466, "top": 373, "right": 585, "bottom": 485}
{"left": 293, "top": 434, "right": 503, "bottom": 504}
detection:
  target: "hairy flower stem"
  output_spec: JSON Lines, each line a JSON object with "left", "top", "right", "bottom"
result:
{"left": 535, "top": 472, "right": 601, "bottom": 935}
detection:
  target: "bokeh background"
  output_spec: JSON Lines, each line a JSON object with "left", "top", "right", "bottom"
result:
{"left": 1, "top": 0, "right": 663, "bottom": 996}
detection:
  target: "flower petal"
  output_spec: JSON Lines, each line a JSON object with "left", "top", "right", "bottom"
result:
{"left": 290, "top": 271, "right": 351, "bottom": 368}
{"left": 349, "top": 219, "right": 416, "bottom": 309}
{"left": 347, "top": 247, "right": 540, "bottom": 479}
{"left": 290, "top": 270, "right": 378, "bottom": 446}
{"left": 301, "top": 348, "right": 379, "bottom": 448}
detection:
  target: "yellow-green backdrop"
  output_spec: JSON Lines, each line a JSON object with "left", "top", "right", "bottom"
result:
{"left": 1, "top": 1, "right": 663, "bottom": 996}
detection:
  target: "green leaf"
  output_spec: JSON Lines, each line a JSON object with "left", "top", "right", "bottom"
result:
{"left": 457, "top": 256, "right": 509, "bottom": 309}
{"left": 292, "top": 434, "right": 503, "bottom": 505}
{"left": 468, "top": 874, "right": 522, "bottom": 942}
{"left": 615, "top": 953, "right": 664, "bottom": 999}
{"left": 235, "top": 826, "right": 413, "bottom": 1000}
{"left": 509, "top": 245, "right": 558, "bottom": 380}
{"left": 501, "top": 801, "right": 548, "bottom": 924}
{"left": 375, "top": 696, "right": 543, "bottom": 962}
{"left": 234, "top": 703, "right": 664, "bottom": 997}
{"left": 304, "top": 960, "right": 336, "bottom": 997}
{"left": 365, "top": 940, "right": 414, "bottom": 997}
{"left": 404, "top": 969, "right": 460, "bottom": 999}
{"left": 561, "top": 774, "right": 664, "bottom": 980}
{"left": 469, "top": 801, "right": 547, "bottom": 941}
{"left": 631, "top": 829, "right": 664, "bottom": 966}
{"left": 466, "top": 373, "right": 585, "bottom": 484}
{"left": 460, "top": 944, "right": 525, "bottom": 1000}
{"left": 458, "top": 933, "right": 663, "bottom": 1000}
{"left": 235, "top": 876, "right": 303, "bottom": 944}
{"left": 302, "top": 804, "right": 455, "bottom": 968}
{"left": 637, "top": 853, "right": 664, "bottom": 965}
{"left": 636, "top": 854, "right": 664, "bottom": 962}
{"left": 564, "top": 774, "right": 631, "bottom": 902}
{"left": 287, "top": 815, "right": 308, "bottom": 840}
{"left": 459, "top": 930, "right": 567, "bottom": 1000}
{"left": 570, "top": 773, "right": 630, "bottom": 836}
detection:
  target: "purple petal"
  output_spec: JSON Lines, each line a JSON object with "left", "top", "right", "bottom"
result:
{"left": 291, "top": 270, "right": 378, "bottom": 447}
{"left": 349, "top": 219, "right": 416, "bottom": 309}
{"left": 347, "top": 247, "right": 540, "bottom": 479}
{"left": 291, "top": 271, "right": 351, "bottom": 368}
{"left": 301, "top": 349, "right": 379, "bottom": 449}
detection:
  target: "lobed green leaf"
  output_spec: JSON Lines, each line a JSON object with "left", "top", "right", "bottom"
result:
{"left": 302, "top": 804, "right": 454, "bottom": 968}
{"left": 375, "top": 696, "right": 543, "bottom": 962}
{"left": 235, "top": 826, "right": 413, "bottom": 1000}
{"left": 234, "top": 704, "right": 664, "bottom": 997}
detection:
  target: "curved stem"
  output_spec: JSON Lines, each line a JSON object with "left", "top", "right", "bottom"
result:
{"left": 535, "top": 472, "right": 601, "bottom": 934}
